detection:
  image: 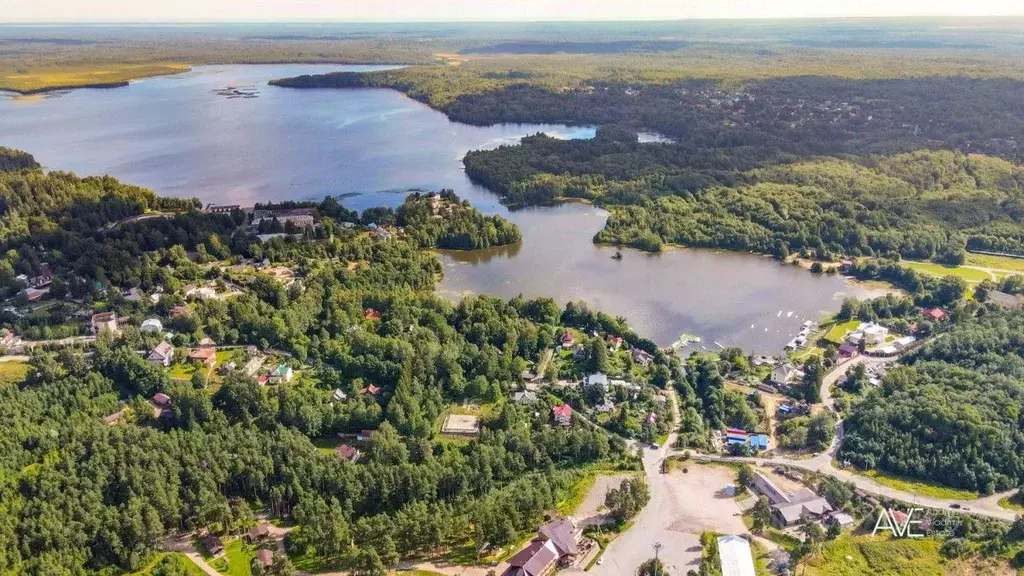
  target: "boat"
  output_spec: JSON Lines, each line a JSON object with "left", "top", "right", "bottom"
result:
{"left": 611, "top": 251, "right": 623, "bottom": 260}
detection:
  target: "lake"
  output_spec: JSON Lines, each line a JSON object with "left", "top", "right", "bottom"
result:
{"left": 0, "top": 64, "right": 872, "bottom": 352}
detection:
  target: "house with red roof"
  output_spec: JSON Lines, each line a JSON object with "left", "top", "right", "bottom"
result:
{"left": 560, "top": 333, "right": 575, "bottom": 348}
{"left": 924, "top": 307, "right": 947, "bottom": 322}
{"left": 552, "top": 404, "right": 573, "bottom": 427}
{"left": 335, "top": 444, "right": 361, "bottom": 463}
{"left": 364, "top": 308, "right": 382, "bottom": 320}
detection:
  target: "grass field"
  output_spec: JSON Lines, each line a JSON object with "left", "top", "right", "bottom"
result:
{"left": 801, "top": 535, "right": 944, "bottom": 576}
{"left": 998, "top": 492, "right": 1024, "bottom": 512}
{"left": 902, "top": 260, "right": 991, "bottom": 283}
{"left": 860, "top": 469, "right": 979, "bottom": 500}
{"left": 0, "top": 361, "right": 31, "bottom": 387}
{"left": 822, "top": 319, "right": 861, "bottom": 345}
{"left": 965, "top": 253, "right": 1024, "bottom": 274}
{"left": 0, "top": 64, "right": 190, "bottom": 93}
{"left": 210, "top": 539, "right": 255, "bottom": 576}
{"left": 129, "top": 552, "right": 207, "bottom": 576}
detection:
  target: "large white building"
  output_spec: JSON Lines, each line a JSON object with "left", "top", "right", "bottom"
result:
{"left": 717, "top": 535, "right": 756, "bottom": 576}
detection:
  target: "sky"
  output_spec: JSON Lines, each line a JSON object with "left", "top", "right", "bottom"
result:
{"left": 3, "top": 0, "right": 1024, "bottom": 23}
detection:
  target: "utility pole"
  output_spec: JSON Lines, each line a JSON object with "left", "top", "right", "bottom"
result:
{"left": 653, "top": 541, "right": 663, "bottom": 576}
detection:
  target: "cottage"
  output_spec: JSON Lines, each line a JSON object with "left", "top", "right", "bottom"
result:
{"left": 330, "top": 389, "right": 348, "bottom": 404}
{"left": 202, "top": 534, "right": 224, "bottom": 556}
{"left": 583, "top": 372, "right": 608, "bottom": 391}
{"left": 140, "top": 318, "right": 163, "bottom": 333}
{"left": 552, "top": 404, "right": 573, "bottom": 427}
{"left": 23, "top": 287, "right": 47, "bottom": 302}
{"left": 268, "top": 364, "right": 293, "bottom": 384}
{"left": 364, "top": 308, "right": 382, "bottom": 320}
{"left": 595, "top": 398, "right": 616, "bottom": 413}
{"left": 513, "top": 390, "right": 538, "bottom": 404}
{"left": 826, "top": 511, "right": 855, "bottom": 529}
{"left": 242, "top": 355, "right": 265, "bottom": 377}
{"left": 171, "top": 305, "right": 191, "bottom": 318}
{"left": 606, "top": 335, "right": 624, "bottom": 350}
{"left": 371, "top": 228, "right": 393, "bottom": 241}
{"left": 362, "top": 383, "right": 381, "bottom": 396}
{"left": 630, "top": 348, "right": 654, "bottom": 366}
{"left": 246, "top": 524, "right": 270, "bottom": 543}
{"left": 837, "top": 342, "right": 858, "bottom": 358}
{"left": 147, "top": 342, "right": 174, "bottom": 366}
{"left": 91, "top": 312, "right": 119, "bottom": 336}
{"left": 188, "top": 347, "right": 216, "bottom": 366}
{"left": 717, "top": 535, "right": 756, "bottom": 576}
{"left": 924, "top": 307, "right": 948, "bottom": 322}
{"left": 770, "top": 363, "right": 801, "bottom": 386}
{"left": 198, "top": 337, "right": 216, "bottom": 348}
{"left": 357, "top": 430, "right": 374, "bottom": 442}
{"left": 560, "top": 333, "right": 575, "bottom": 348}
{"left": 335, "top": 444, "right": 361, "bottom": 463}
{"left": 123, "top": 287, "right": 143, "bottom": 302}
{"left": 753, "top": 472, "right": 833, "bottom": 527}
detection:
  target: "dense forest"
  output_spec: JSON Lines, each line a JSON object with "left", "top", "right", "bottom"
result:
{"left": 395, "top": 190, "right": 521, "bottom": 250}
{"left": 0, "top": 148, "right": 680, "bottom": 574}
{"left": 839, "top": 310, "right": 1024, "bottom": 494}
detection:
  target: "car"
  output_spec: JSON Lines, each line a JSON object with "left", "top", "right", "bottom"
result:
{"left": 949, "top": 503, "right": 961, "bottom": 509}
{"left": 597, "top": 558, "right": 604, "bottom": 566}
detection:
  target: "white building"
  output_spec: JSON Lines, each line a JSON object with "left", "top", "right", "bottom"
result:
{"left": 140, "top": 318, "right": 163, "bottom": 333}
{"left": 770, "top": 363, "right": 803, "bottom": 386}
{"left": 849, "top": 322, "right": 890, "bottom": 346}
{"left": 146, "top": 342, "right": 174, "bottom": 367}
{"left": 717, "top": 535, "right": 756, "bottom": 576}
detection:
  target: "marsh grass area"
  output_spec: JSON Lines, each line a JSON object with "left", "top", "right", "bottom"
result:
{"left": 0, "top": 361, "right": 30, "bottom": 387}
{"left": 859, "top": 469, "right": 980, "bottom": 501}
{"left": 0, "top": 64, "right": 190, "bottom": 93}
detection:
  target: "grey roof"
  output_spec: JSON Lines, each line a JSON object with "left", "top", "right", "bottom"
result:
{"left": 988, "top": 290, "right": 1024, "bottom": 309}
{"left": 513, "top": 390, "right": 538, "bottom": 403}
{"left": 538, "top": 517, "right": 577, "bottom": 557}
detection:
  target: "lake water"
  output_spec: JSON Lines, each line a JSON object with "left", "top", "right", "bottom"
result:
{"left": 0, "top": 64, "right": 871, "bottom": 352}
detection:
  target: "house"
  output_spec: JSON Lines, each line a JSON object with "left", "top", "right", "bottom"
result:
{"left": 364, "top": 308, "right": 382, "bottom": 320}
{"left": 596, "top": 398, "right": 616, "bottom": 413}
{"left": 242, "top": 355, "right": 265, "bottom": 377}
{"left": 202, "top": 534, "right": 224, "bottom": 556}
{"left": 502, "top": 518, "right": 578, "bottom": 576}
{"left": 755, "top": 382, "right": 778, "bottom": 394}
{"left": 147, "top": 342, "right": 175, "bottom": 367}
{"left": 987, "top": 291, "right": 1024, "bottom": 309}
{"left": 140, "top": 318, "right": 163, "bottom": 333}
{"left": 198, "top": 337, "right": 216, "bottom": 348}
{"left": 646, "top": 412, "right": 658, "bottom": 424}
{"left": 513, "top": 390, "right": 538, "bottom": 404}
{"left": 860, "top": 322, "right": 889, "bottom": 345}
{"left": 893, "top": 335, "right": 916, "bottom": 352}
{"left": 268, "top": 364, "right": 293, "bottom": 384}
{"left": 560, "top": 333, "right": 575, "bottom": 348}
{"left": 371, "top": 228, "right": 393, "bottom": 241}
{"left": 103, "top": 408, "right": 126, "bottom": 426}
{"left": 362, "top": 383, "right": 381, "bottom": 396}
{"left": 23, "top": 287, "right": 48, "bottom": 302}
{"left": 256, "top": 549, "right": 274, "bottom": 569}
{"left": 330, "top": 389, "right": 348, "bottom": 404}
{"left": 753, "top": 472, "right": 833, "bottom": 527}
{"left": 30, "top": 263, "right": 54, "bottom": 288}
{"left": 123, "top": 287, "right": 143, "bottom": 302}
{"left": 0, "top": 329, "right": 22, "bottom": 351}
{"left": 246, "top": 524, "right": 270, "bottom": 543}
{"left": 583, "top": 372, "right": 608, "bottom": 391}
{"left": 357, "top": 430, "right": 374, "bottom": 442}
{"left": 630, "top": 348, "right": 654, "bottom": 366}
{"left": 717, "top": 535, "right": 756, "bottom": 576}
{"left": 171, "top": 305, "right": 191, "bottom": 318}
{"left": 770, "top": 363, "right": 801, "bottom": 386}
{"left": 189, "top": 347, "right": 216, "bottom": 366}
{"left": 335, "top": 444, "right": 361, "bottom": 463}
{"left": 826, "top": 511, "right": 856, "bottom": 529}
{"left": 91, "top": 312, "right": 119, "bottom": 336}
{"left": 837, "top": 342, "right": 858, "bottom": 358}
{"left": 552, "top": 404, "right": 573, "bottom": 427}
{"left": 924, "top": 307, "right": 948, "bottom": 322}
{"left": 218, "top": 361, "right": 237, "bottom": 375}
{"left": 606, "top": 335, "right": 624, "bottom": 350}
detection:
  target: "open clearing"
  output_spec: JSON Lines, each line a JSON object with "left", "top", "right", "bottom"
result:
{"left": 0, "top": 64, "right": 190, "bottom": 93}
{"left": 859, "top": 469, "right": 979, "bottom": 501}
{"left": 572, "top": 474, "right": 630, "bottom": 525}
{"left": 902, "top": 260, "right": 992, "bottom": 283}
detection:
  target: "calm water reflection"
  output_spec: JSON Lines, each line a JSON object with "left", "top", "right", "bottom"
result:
{"left": 0, "top": 64, "right": 870, "bottom": 352}
{"left": 438, "top": 203, "right": 874, "bottom": 352}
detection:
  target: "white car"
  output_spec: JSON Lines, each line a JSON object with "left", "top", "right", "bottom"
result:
{"left": 597, "top": 557, "right": 604, "bottom": 566}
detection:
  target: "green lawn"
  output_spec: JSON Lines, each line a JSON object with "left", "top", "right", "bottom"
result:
{"left": 129, "top": 552, "right": 207, "bottom": 576}
{"left": 822, "top": 320, "right": 861, "bottom": 344}
{"left": 965, "top": 252, "right": 1024, "bottom": 274}
{"left": 168, "top": 362, "right": 198, "bottom": 380}
{"left": 902, "top": 260, "right": 991, "bottom": 283}
{"left": 0, "top": 361, "right": 31, "bottom": 387}
{"left": 801, "top": 535, "right": 944, "bottom": 576}
{"left": 860, "top": 469, "right": 979, "bottom": 500}
{"left": 312, "top": 435, "right": 346, "bottom": 455}
{"left": 555, "top": 472, "right": 598, "bottom": 516}
{"left": 211, "top": 539, "right": 255, "bottom": 576}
